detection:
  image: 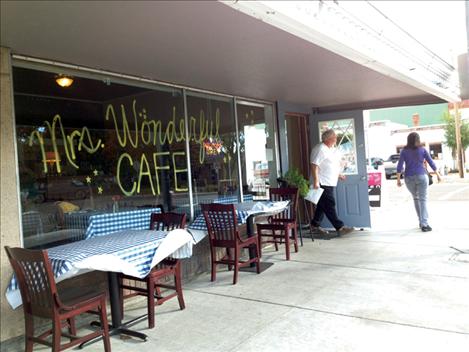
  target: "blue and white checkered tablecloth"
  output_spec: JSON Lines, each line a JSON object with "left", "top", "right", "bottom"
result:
{"left": 6, "top": 228, "right": 193, "bottom": 309}
{"left": 188, "top": 200, "right": 289, "bottom": 233}
{"left": 64, "top": 210, "right": 102, "bottom": 230}
{"left": 189, "top": 210, "right": 251, "bottom": 231}
{"left": 212, "top": 194, "right": 253, "bottom": 204}
{"left": 85, "top": 208, "right": 162, "bottom": 239}
{"left": 22, "top": 211, "right": 44, "bottom": 237}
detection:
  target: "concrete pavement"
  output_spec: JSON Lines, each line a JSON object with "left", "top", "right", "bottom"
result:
{"left": 3, "top": 177, "right": 469, "bottom": 351}
{"left": 90, "top": 177, "right": 468, "bottom": 352}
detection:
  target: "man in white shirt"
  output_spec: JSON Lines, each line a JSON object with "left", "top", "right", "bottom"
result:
{"left": 310, "top": 129, "right": 354, "bottom": 237}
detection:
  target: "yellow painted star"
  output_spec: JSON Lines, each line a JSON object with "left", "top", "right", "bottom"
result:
{"left": 93, "top": 169, "right": 99, "bottom": 176}
{"left": 85, "top": 176, "right": 92, "bottom": 184}
{"left": 97, "top": 186, "right": 103, "bottom": 194}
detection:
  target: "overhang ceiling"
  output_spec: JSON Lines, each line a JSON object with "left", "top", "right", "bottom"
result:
{"left": 0, "top": 1, "right": 443, "bottom": 111}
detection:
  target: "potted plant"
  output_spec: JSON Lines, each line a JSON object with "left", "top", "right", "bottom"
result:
{"left": 283, "top": 168, "right": 309, "bottom": 197}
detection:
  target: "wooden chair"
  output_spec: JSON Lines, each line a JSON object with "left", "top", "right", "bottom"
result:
{"left": 256, "top": 187, "right": 299, "bottom": 260}
{"left": 201, "top": 203, "right": 260, "bottom": 285}
{"left": 118, "top": 212, "right": 186, "bottom": 329}
{"left": 4, "top": 246, "right": 110, "bottom": 352}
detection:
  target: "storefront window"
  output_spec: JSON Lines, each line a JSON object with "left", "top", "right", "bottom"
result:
{"left": 14, "top": 66, "right": 188, "bottom": 248}
{"left": 13, "top": 65, "right": 278, "bottom": 249}
{"left": 237, "top": 102, "right": 278, "bottom": 199}
{"left": 186, "top": 93, "right": 239, "bottom": 215}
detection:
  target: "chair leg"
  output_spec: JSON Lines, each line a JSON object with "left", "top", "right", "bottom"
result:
{"left": 233, "top": 247, "right": 239, "bottom": 285}
{"left": 174, "top": 261, "right": 185, "bottom": 310}
{"left": 211, "top": 248, "right": 217, "bottom": 282}
{"left": 67, "top": 317, "right": 77, "bottom": 336}
{"left": 274, "top": 230, "right": 279, "bottom": 251}
{"left": 52, "top": 317, "right": 61, "bottom": 352}
{"left": 155, "top": 283, "right": 162, "bottom": 298}
{"left": 255, "top": 243, "right": 261, "bottom": 274}
{"left": 284, "top": 228, "right": 291, "bottom": 261}
{"left": 147, "top": 277, "right": 156, "bottom": 329}
{"left": 24, "top": 314, "right": 34, "bottom": 352}
{"left": 67, "top": 318, "right": 76, "bottom": 341}
{"left": 99, "top": 299, "right": 111, "bottom": 352}
{"left": 257, "top": 234, "right": 262, "bottom": 258}
{"left": 293, "top": 227, "right": 299, "bottom": 252}
{"left": 226, "top": 248, "right": 232, "bottom": 271}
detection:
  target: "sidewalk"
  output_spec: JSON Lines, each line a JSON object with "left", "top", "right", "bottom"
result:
{"left": 439, "top": 172, "right": 469, "bottom": 183}
{"left": 4, "top": 196, "right": 469, "bottom": 352}
{"left": 82, "top": 198, "right": 468, "bottom": 352}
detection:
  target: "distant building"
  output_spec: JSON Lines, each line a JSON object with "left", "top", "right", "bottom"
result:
{"left": 365, "top": 101, "right": 469, "bottom": 173}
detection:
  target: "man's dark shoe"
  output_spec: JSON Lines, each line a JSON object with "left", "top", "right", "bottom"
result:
{"left": 421, "top": 225, "right": 432, "bottom": 232}
{"left": 337, "top": 226, "right": 354, "bottom": 236}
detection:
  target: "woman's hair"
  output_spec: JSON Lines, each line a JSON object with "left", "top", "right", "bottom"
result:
{"left": 405, "top": 132, "right": 421, "bottom": 149}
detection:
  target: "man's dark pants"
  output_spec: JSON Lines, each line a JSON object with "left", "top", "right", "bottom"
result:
{"left": 311, "top": 185, "right": 344, "bottom": 230}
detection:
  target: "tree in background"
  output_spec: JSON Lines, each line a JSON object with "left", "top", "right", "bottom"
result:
{"left": 442, "top": 111, "right": 469, "bottom": 162}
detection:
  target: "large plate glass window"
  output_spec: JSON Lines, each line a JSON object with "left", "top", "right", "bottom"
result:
{"left": 237, "top": 102, "right": 278, "bottom": 199}
{"left": 14, "top": 66, "right": 188, "bottom": 249}
{"left": 186, "top": 92, "right": 239, "bottom": 216}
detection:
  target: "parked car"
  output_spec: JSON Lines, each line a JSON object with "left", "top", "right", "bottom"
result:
{"left": 383, "top": 154, "right": 400, "bottom": 179}
{"left": 21, "top": 181, "right": 46, "bottom": 203}
{"left": 45, "top": 177, "right": 90, "bottom": 200}
{"left": 19, "top": 169, "right": 46, "bottom": 203}
{"left": 367, "top": 157, "right": 384, "bottom": 170}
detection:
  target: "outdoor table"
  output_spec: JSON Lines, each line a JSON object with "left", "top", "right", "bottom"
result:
{"left": 188, "top": 200, "right": 290, "bottom": 268}
{"left": 6, "top": 228, "right": 194, "bottom": 343}
{"left": 188, "top": 200, "right": 289, "bottom": 234}
{"left": 63, "top": 209, "right": 103, "bottom": 231}
{"left": 63, "top": 207, "right": 163, "bottom": 239}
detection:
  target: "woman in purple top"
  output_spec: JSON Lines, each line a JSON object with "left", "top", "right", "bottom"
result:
{"left": 396, "top": 132, "right": 441, "bottom": 232}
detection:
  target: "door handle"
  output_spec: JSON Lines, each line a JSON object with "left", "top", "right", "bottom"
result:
{"left": 360, "top": 176, "right": 367, "bottom": 181}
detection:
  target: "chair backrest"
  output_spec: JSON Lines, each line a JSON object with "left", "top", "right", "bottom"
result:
{"left": 150, "top": 212, "right": 186, "bottom": 231}
{"left": 269, "top": 187, "right": 299, "bottom": 220}
{"left": 201, "top": 203, "right": 238, "bottom": 243}
{"left": 4, "top": 246, "right": 58, "bottom": 318}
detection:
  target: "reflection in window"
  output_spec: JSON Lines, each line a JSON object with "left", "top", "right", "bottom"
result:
{"left": 237, "top": 103, "right": 277, "bottom": 199}
{"left": 13, "top": 66, "right": 278, "bottom": 249}
{"left": 186, "top": 93, "right": 239, "bottom": 216}
{"left": 318, "top": 119, "right": 357, "bottom": 175}
{"left": 14, "top": 67, "right": 188, "bottom": 248}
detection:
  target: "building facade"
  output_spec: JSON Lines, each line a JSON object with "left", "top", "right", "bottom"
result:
{"left": 1, "top": 1, "right": 463, "bottom": 342}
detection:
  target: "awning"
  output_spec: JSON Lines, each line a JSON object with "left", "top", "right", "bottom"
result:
{"left": 1, "top": 1, "right": 447, "bottom": 111}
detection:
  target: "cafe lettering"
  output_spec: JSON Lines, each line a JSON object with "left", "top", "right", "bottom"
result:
{"left": 28, "top": 99, "right": 222, "bottom": 197}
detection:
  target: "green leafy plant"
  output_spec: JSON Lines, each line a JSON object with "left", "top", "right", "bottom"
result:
{"left": 442, "top": 111, "right": 469, "bottom": 157}
{"left": 283, "top": 168, "right": 309, "bottom": 197}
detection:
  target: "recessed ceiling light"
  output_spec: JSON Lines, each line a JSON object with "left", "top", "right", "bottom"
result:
{"left": 55, "top": 74, "right": 74, "bottom": 88}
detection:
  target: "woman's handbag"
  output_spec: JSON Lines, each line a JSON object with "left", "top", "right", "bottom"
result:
{"left": 427, "top": 171, "right": 433, "bottom": 186}
{"left": 424, "top": 160, "right": 433, "bottom": 186}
